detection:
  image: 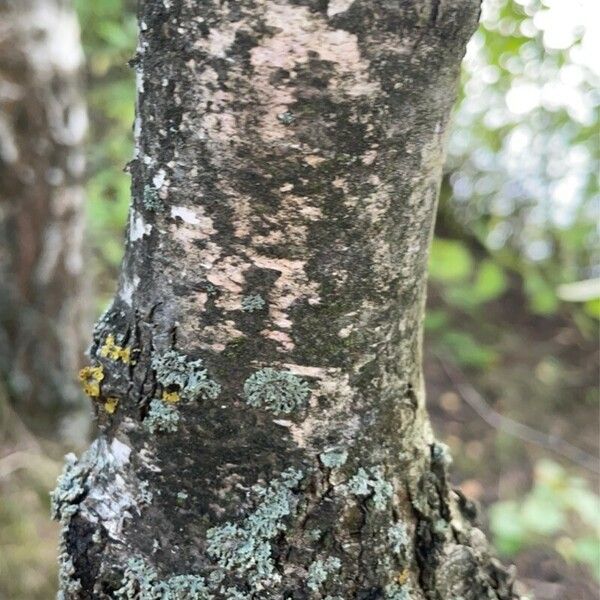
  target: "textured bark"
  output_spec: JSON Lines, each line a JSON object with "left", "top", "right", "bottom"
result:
{"left": 54, "top": 1, "right": 520, "bottom": 598}
{"left": 0, "top": 0, "right": 89, "bottom": 441}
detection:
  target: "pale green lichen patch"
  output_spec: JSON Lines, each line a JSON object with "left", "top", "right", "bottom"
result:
{"left": 306, "top": 556, "right": 342, "bottom": 591}
{"left": 151, "top": 349, "right": 221, "bottom": 401}
{"left": 116, "top": 557, "right": 213, "bottom": 599}
{"left": 145, "top": 399, "right": 180, "bottom": 433}
{"left": 57, "top": 552, "right": 82, "bottom": 599}
{"left": 206, "top": 468, "right": 303, "bottom": 588}
{"left": 319, "top": 448, "right": 348, "bottom": 468}
{"left": 52, "top": 454, "right": 89, "bottom": 598}
{"left": 224, "top": 588, "right": 251, "bottom": 600}
{"left": 432, "top": 441, "right": 453, "bottom": 467}
{"left": 241, "top": 293, "right": 266, "bottom": 312}
{"left": 143, "top": 184, "right": 164, "bottom": 212}
{"left": 51, "top": 453, "right": 86, "bottom": 521}
{"left": 346, "top": 466, "right": 393, "bottom": 510}
{"left": 139, "top": 481, "right": 153, "bottom": 506}
{"left": 388, "top": 523, "right": 409, "bottom": 556}
{"left": 243, "top": 368, "right": 309, "bottom": 414}
{"left": 385, "top": 582, "right": 411, "bottom": 600}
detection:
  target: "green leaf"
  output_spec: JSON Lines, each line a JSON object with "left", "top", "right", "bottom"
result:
{"left": 572, "top": 537, "right": 600, "bottom": 579}
{"left": 524, "top": 271, "right": 559, "bottom": 315}
{"left": 424, "top": 310, "right": 449, "bottom": 332}
{"left": 489, "top": 501, "right": 525, "bottom": 555}
{"left": 428, "top": 239, "right": 473, "bottom": 283}
{"left": 439, "top": 331, "right": 497, "bottom": 370}
{"left": 471, "top": 259, "right": 507, "bottom": 303}
{"left": 584, "top": 298, "right": 600, "bottom": 319}
{"left": 520, "top": 495, "right": 565, "bottom": 536}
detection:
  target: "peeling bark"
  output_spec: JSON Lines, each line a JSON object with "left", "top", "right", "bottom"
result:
{"left": 0, "top": 0, "right": 90, "bottom": 441}
{"left": 55, "top": 1, "right": 521, "bottom": 598}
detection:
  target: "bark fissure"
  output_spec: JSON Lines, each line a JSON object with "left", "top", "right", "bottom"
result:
{"left": 54, "top": 1, "right": 520, "bottom": 598}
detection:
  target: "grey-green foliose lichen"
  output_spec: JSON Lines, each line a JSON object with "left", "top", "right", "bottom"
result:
{"left": 145, "top": 399, "right": 180, "bottom": 433}
{"left": 143, "top": 184, "right": 164, "bottom": 212}
{"left": 385, "top": 582, "right": 412, "bottom": 600}
{"left": 241, "top": 294, "right": 266, "bottom": 313}
{"left": 388, "top": 523, "right": 409, "bottom": 557}
{"left": 243, "top": 368, "right": 309, "bottom": 414}
{"left": 116, "top": 557, "right": 213, "bottom": 599}
{"left": 151, "top": 349, "right": 221, "bottom": 401}
{"left": 306, "top": 556, "right": 342, "bottom": 592}
{"left": 139, "top": 480, "right": 153, "bottom": 506}
{"left": 346, "top": 466, "right": 393, "bottom": 510}
{"left": 319, "top": 448, "right": 348, "bottom": 468}
{"left": 51, "top": 453, "right": 86, "bottom": 521}
{"left": 206, "top": 468, "right": 303, "bottom": 589}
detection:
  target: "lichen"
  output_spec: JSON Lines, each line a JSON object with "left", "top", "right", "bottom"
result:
{"left": 432, "top": 441, "right": 453, "bottom": 467}
{"left": 52, "top": 454, "right": 88, "bottom": 598}
{"left": 243, "top": 368, "right": 310, "bottom": 414}
{"left": 388, "top": 523, "right": 409, "bottom": 557}
{"left": 224, "top": 588, "right": 251, "bottom": 600}
{"left": 139, "top": 481, "right": 153, "bottom": 506}
{"left": 206, "top": 468, "right": 303, "bottom": 588}
{"left": 57, "top": 552, "right": 82, "bottom": 600}
{"left": 78, "top": 365, "right": 104, "bottom": 397}
{"left": 385, "top": 582, "right": 411, "bottom": 600}
{"left": 116, "top": 558, "right": 213, "bottom": 599}
{"left": 162, "top": 390, "right": 180, "bottom": 404}
{"left": 306, "top": 556, "right": 342, "bottom": 591}
{"left": 346, "top": 466, "right": 393, "bottom": 510}
{"left": 319, "top": 448, "right": 348, "bottom": 468}
{"left": 99, "top": 333, "right": 131, "bottom": 363}
{"left": 115, "top": 558, "right": 157, "bottom": 599}
{"left": 241, "top": 294, "right": 266, "bottom": 312}
{"left": 151, "top": 349, "right": 221, "bottom": 401}
{"left": 104, "top": 397, "right": 119, "bottom": 414}
{"left": 162, "top": 574, "right": 213, "bottom": 599}
{"left": 143, "top": 184, "right": 164, "bottom": 212}
{"left": 51, "top": 453, "right": 86, "bottom": 521}
{"left": 277, "top": 110, "right": 295, "bottom": 125}
{"left": 145, "top": 399, "right": 180, "bottom": 433}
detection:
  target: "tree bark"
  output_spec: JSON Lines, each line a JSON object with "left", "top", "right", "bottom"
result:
{"left": 53, "top": 1, "right": 520, "bottom": 598}
{"left": 0, "top": 0, "right": 89, "bottom": 442}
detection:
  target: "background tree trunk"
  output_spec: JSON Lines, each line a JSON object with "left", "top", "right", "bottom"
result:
{"left": 53, "top": 1, "right": 521, "bottom": 598}
{"left": 0, "top": 0, "right": 90, "bottom": 442}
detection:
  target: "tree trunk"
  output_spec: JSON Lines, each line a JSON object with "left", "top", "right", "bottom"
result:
{"left": 53, "top": 1, "right": 520, "bottom": 598}
{"left": 0, "top": 0, "right": 89, "bottom": 442}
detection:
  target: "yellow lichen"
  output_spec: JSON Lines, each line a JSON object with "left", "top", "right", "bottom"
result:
{"left": 78, "top": 365, "right": 104, "bottom": 397}
{"left": 103, "top": 397, "right": 119, "bottom": 414}
{"left": 162, "top": 390, "right": 180, "bottom": 404}
{"left": 395, "top": 568, "right": 409, "bottom": 586}
{"left": 99, "top": 334, "right": 131, "bottom": 363}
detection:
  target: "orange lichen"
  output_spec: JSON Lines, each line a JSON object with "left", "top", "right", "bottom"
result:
{"left": 103, "top": 397, "right": 119, "bottom": 414}
{"left": 78, "top": 365, "right": 104, "bottom": 397}
{"left": 162, "top": 390, "right": 180, "bottom": 404}
{"left": 99, "top": 334, "right": 131, "bottom": 363}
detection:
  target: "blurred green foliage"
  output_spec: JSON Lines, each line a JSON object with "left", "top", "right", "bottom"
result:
{"left": 490, "top": 459, "right": 600, "bottom": 578}
{"left": 75, "top": 0, "right": 136, "bottom": 306}
{"left": 441, "top": 0, "right": 599, "bottom": 314}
